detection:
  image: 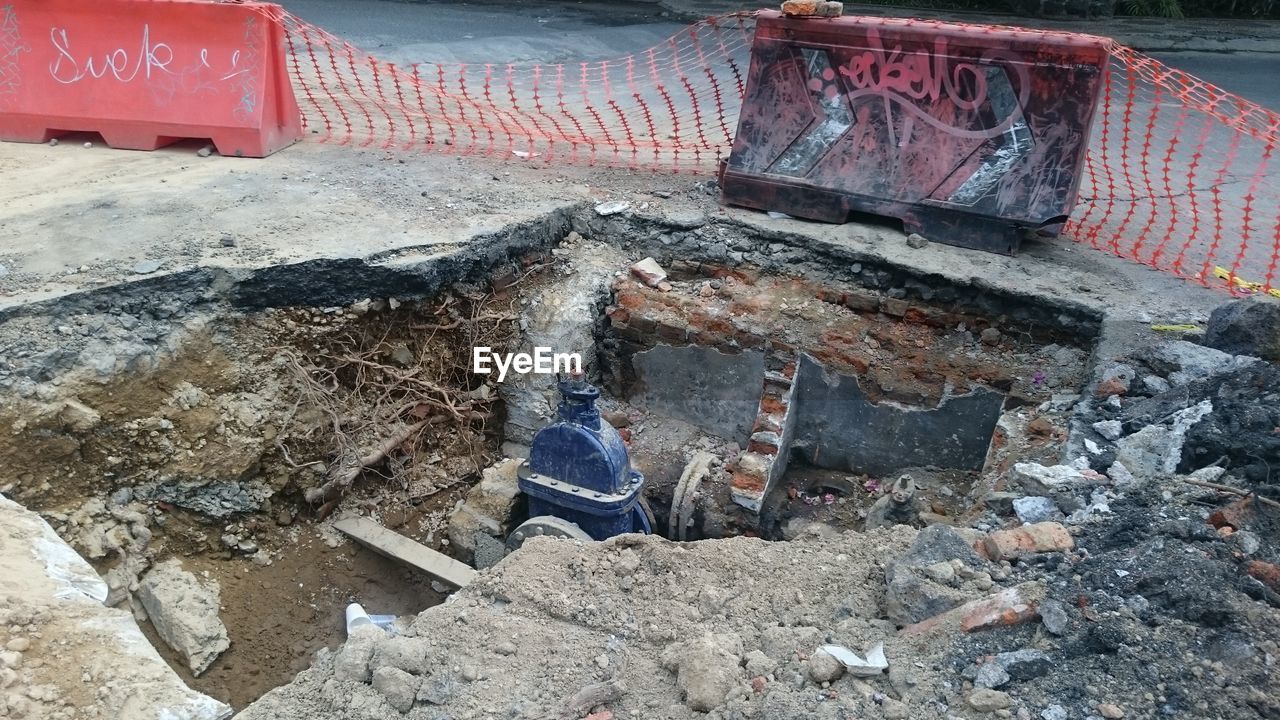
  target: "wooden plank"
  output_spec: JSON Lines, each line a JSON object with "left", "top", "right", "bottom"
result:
{"left": 333, "top": 517, "right": 478, "bottom": 588}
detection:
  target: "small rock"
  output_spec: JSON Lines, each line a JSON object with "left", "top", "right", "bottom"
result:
{"left": 994, "top": 649, "right": 1051, "bottom": 681}
{"left": 220, "top": 234, "right": 237, "bottom": 248}
{"left": 1092, "top": 420, "right": 1123, "bottom": 441}
{"left": 743, "top": 650, "right": 776, "bottom": 677}
{"left": 372, "top": 666, "right": 420, "bottom": 713}
{"left": 131, "top": 259, "right": 165, "bottom": 275}
{"left": 906, "top": 233, "right": 928, "bottom": 249}
{"left": 630, "top": 257, "right": 667, "bottom": 288}
{"left": 136, "top": 559, "right": 229, "bottom": 676}
{"left": 1234, "top": 530, "right": 1261, "bottom": 556}
{"left": 661, "top": 633, "right": 743, "bottom": 713}
{"left": 1039, "top": 599, "right": 1069, "bottom": 635}
{"left": 1142, "top": 375, "right": 1171, "bottom": 394}
{"left": 980, "top": 328, "right": 1002, "bottom": 346}
{"left": 968, "top": 688, "right": 1012, "bottom": 713}
{"left": 1106, "top": 462, "right": 1136, "bottom": 485}
{"left": 1041, "top": 706, "right": 1068, "bottom": 720}
{"left": 48, "top": 138, "right": 59, "bottom": 146}
{"left": 1013, "top": 497, "right": 1062, "bottom": 524}
{"left": 4, "top": 639, "right": 29, "bottom": 653}
{"left": 1203, "top": 298, "right": 1280, "bottom": 361}
{"left": 973, "top": 662, "right": 1010, "bottom": 689}
{"left": 196, "top": 144, "right": 216, "bottom": 158}
{"left": 882, "top": 698, "right": 910, "bottom": 719}
{"left": 1097, "top": 702, "right": 1125, "bottom": 719}
{"left": 807, "top": 648, "right": 845, "bottom": 684}
{"left": 494, "top": 641, "right": 517, "bottom": 656}
{"left": 595, "top": 200, "right": 630, "bottom": 216}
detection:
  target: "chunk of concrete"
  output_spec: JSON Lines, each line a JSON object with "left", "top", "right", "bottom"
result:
{"left": 1138, "top": 340, "right": 1256, "bottom": 387}
{"left": 447, "top": 459, "right": 522, "bottom": 562}
{"left": 1114, "top": 399, "right": 1213, "bottom": 481}
{"left": 136, "top": 560, "right": 230, "bottom": 676}
{"left": 884, "top": 526, "right": 987, "bottom": 625}
{"left": 629, "top": 257, "right": 668, "bottom": 288}
{"left": 372, "top": 666, "right": 420, "bottom": 713}
{"left": 1203, "top": 298, "right": 1280, "bottom": 361}
{"left": 661, "top": 633, "right": 744, "bottom": 712}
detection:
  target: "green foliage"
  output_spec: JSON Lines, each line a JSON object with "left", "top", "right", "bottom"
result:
{"left": 1119, "top": 0, "right": 1185, "bottom": 16}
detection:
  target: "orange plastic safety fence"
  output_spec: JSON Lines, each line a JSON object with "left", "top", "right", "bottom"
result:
{"left": 270, "top": 7, "right": 755, "bottom": 170}
{"left": 258, "top": 6, "right": 1280, "bottom": 297}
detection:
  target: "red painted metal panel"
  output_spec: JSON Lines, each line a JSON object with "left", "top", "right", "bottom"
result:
{"left": 720, "top": 11, "right": 1110, "bottom": 254}
{"left": 0, "top": 0, "right": 301, "bottom": 157}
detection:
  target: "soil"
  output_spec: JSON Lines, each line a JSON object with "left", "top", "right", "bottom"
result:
{"left": 145, "top": 514, "right": 450, "bottom": 710}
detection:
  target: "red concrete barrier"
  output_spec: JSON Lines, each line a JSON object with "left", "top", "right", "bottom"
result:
{"left": 0, "top": 0, "right": 301, "bottom": 157}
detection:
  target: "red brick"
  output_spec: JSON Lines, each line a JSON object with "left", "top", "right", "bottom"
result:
{"left": 731, "top": 470, "right": 766, "bottom": 494}
{"left": 606, "top": 306, "right": 629, "bottom": 324}
{"left": 1095, "top": 377, "right": 1128, "bottom": 397}
{"left": 760, "top": 394, "right": 788, "bottom": 415}
{"left": 748, "top": 440, "right": 779, "bottom": 455}
{"left": 983, "top": 522, "right": 1074, "bottom": 560}
{"left": 1208, "top": 496, "right": 1255, "bottom": 530}
{"left": 616, "top": 288, "right": 646, "bottom": 311}
{"left": 900, "top": 583, "right": 1043, "bottom": 636}
{"left": 1246, "top": 560, "right": 1280, "bottom": 592}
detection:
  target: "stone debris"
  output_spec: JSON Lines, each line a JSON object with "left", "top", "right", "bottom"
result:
{"left": 629, "top": 257, "right": 668, "bottom": 288}
{"left": 1012, "top": 496, "right": 1062, "bottom": 524}
{"left": 1203, "top": 298, "right": 1280, "bottom": 361}
{"left": 136, "top": 560, "right": 230, "bottom": 676}
{"left": 594, "top": 200, "right": 630, "bottom": 216}
{"left": 982, "top": 522, "right": 1074, "bottom": 560}
{"left": 662, "top": 633, "right": 745, "bottom": 712}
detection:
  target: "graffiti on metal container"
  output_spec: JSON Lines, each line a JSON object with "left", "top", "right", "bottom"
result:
{"left": 46, "top": 22, "right": 253, "bottom": 97}
{"left": 835, "top": 28, "right": 1030, "bottom": 144}
{"left": 0, "top": 5, "right": 31, "bottom": 106}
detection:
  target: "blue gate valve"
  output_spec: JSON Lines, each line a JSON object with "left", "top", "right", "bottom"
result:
{"left": 514, "top": 376, "right": 651, "bottom": 542}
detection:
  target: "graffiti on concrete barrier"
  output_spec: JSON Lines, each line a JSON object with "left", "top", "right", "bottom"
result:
{"left": 835, "top": 28, "right": 1030, "bottom": 144}
{"left": 0, "top": 5, "right": 31, "bottom": 107}
{"left": 46, "top": 21, "right": 254, "bottom": 107}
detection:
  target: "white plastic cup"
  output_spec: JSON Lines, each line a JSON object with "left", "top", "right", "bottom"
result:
{"left": 346, "top": 602, "right": 398, "bottom": 637}
{"left": 345, "top": 602, "right": 373, "bottom": 635}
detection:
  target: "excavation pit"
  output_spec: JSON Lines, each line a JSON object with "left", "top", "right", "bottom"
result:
{"left": 0, "top": 210, "right": 1101, "bottom": 710}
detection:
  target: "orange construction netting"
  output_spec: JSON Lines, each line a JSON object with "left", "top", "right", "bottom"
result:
{"left": 263, "top": 7, "right": 1280, "bottom": 297}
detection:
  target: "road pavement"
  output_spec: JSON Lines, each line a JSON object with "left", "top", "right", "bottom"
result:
{"left": 281, "top": 0, "right": 1280, "bottom": 111}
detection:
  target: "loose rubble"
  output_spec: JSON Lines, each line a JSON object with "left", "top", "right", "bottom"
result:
{"left": 239, "top": 322, "right": 1280, "bottom": 720}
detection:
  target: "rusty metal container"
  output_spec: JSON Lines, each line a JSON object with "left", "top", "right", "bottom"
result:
{"left": 720, "top": 11, "right": 1110, "bottom": 254}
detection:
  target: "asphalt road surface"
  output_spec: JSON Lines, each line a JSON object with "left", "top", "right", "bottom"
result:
{"left": 280, "top": 0, "right": 1280, "bottom": 111}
